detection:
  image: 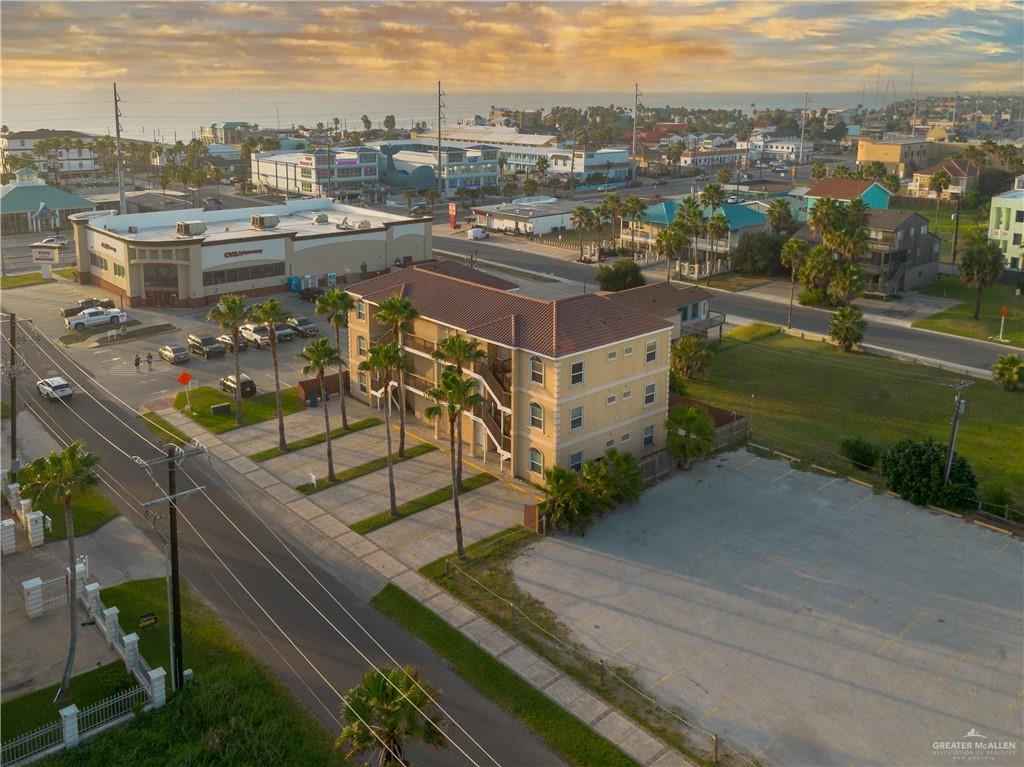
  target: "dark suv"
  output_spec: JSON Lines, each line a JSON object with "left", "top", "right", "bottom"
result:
{"left": 187, "top": 334, "right": 226, "bottom": 358}
{"left": 286, "top": 317, "right": 319, "bottom": 338}
{"left": 220, "top": 374, "right": 257, "bottom": 398}
{"left": 298, "top": 286, "right": 324, "bottom": 302}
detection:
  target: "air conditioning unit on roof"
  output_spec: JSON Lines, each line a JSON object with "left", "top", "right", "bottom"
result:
{"left": 312, "top": 213, "right": 329, "bottom": 224}
{"left": 251, "top": 214, "right": 279, "bottom": 229}
{"left": 176, "top": 220, "right": 206, "bottom": 237}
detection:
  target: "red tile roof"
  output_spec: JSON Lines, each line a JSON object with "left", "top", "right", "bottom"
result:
{"left": 805, "top": 179, "right": 883, "bottom": 200}
{"left": 348, "top": 264, "right": 671, "bottom": 357}
{"left": 916, "top": 158, "right": 980, "bottom": 179}
{"left": 602, "top": 283, "right": 711, "bottom": 317}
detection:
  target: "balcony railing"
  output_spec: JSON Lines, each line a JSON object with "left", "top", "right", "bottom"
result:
{"left": 679, "top": 311, "right": 726, "bottom": 337}
{"left": 404, "top": 334, "right": 436, "bottom": 355}
{"left": 474, "top": 360, "right": 511, "bottom": 409}
{"left": 478, "top": 404, "right": 512, "bottom": 454}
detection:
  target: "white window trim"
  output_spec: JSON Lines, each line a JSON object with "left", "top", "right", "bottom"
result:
{"left": 643, "top": 424, "right": 656, "bottom": 446}
{"left": 607, "top": 350, "right": 617, "bottom": 361}
{"left": 570, "top": 361, "right": 585, "bottom": 387}
{"left": 530, "top": 356, "right": 544, "bottom": 385}
{"left": 569, "top": 406, "right": 584, "bottom": 431}
{"left": 529, "top": 448, "right": 544, "bottom": 474}
{"left": 569, "top": 451, "right": 583, "bottom": 471}
{"left": 606, "top": 394, "right": 617, "bottom": 405}
{"left": 644, "top": 382, "right": 657, "bottom": 406}
{"left": 530, "top": 402, "right": 544, "bottom": 430}
{"left": 620, "top": 432, "right": 631, "bottom": 443}
{"left": 645, "top": 339, "right": 658, "bottom": 363}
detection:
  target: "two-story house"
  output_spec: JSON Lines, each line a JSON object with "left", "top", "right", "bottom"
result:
{"left": 804, "top": 179, "right": 892, "bottom": 211}
{"left": 345, "top": 262, "right": 673, "bottom": 481}
{"left": 988, "top": 175, "right": 1024, "bottom": 271}
{"left": 908, "top": 158, "right": 980, "bottom": 200}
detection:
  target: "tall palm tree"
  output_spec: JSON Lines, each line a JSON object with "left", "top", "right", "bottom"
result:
{"left": 844, "top": 198, "right": 871, "bottom": 233}
{"left": 716, "top": 166, "right": 731, "bottom": 185}
{"left": 570, "top": 205, "right": 595, "bottom": 261}
{"left": 315, "top": 288, "right": 357, "bottom": 429}
{"left": 656, "top": 225, "right": 683, "bottom": 282}
{"left": 603, "top": 192, "right": 622, "bottom": 241}
{"left": 335, "top": 665, "right": 446, "bottom": 767}
{"left": 665, "top": 405, "right": 714, "bottom": 469}
{"left": 828, "top": 306, "right": 867, "bottom": 352}
{"left": 249, "top": 299, "right": 293, "bottom": 452}
{"left": 432, "top": 334, "right": 486, "bottom": 490}
{"left": 375, "top": 295, "right": 419, "bottom": 458}
{"left": 810, "top": 162, "right": 828, "bottom": 181}
{"left": 677, "top": 195, "right": 704, "bottom": 270}
{"left": 704, "top": 211, "right": 730, "bottom": 286}
{"left": 207, "top": 295, "right": 250, "bottom": 426}
{"left": 359, "top": 343, "right": 407, "bottom": 518}
{"left": 780, "top": 238, "right": 809, "bottom": 328}
{"left": 20, "top": 441, "right": 100, "bottom": 701}
{"left": 827, "top": 261, "right": 865, "bottom": 305}
{"left": 809, "top": 196, "right": 841, "bottom": 248}
{"left": 535, "top": 155, "right": 549, "bottom": 179}
{"left": 621, "top": 194, "right": 645, "bottom": 252}
{"left": 425, "top": 369, "right": 483, "bottom": 560}
{"left": 928, "top": 169, "right": 952, "bottom": 237}
{"left": 298, "top": 338, "right": 342, "bottom": 482}
{"left": 958, "top": 232, "right": 1005, "bottom": 320}
{"left": 766, "top": 198, "right": 795, "bottom": 234}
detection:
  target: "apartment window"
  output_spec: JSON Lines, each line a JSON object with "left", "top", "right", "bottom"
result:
{"left": 356, "top": 301, "right": 366, "bottom": 320}
{"left": 620, "top": 432, "right": 631, "bottom": 443}
{"left": 622, "top": 388, "right": 632, "bottom": 400}
{"left": 645, "top": 339, "right": 657, "bottom": 362}
{"left": 569, "top": 451, "right": 583, "bottom": 472}
{"left": 607, "top": 350, "right": 617, "bottom": 361}
{"left": 358, "top": 373, "right": 368, "bottom": 394}
{"left": 606, "top": 394, "right": 617, "bottom": 406}
{"left": 1016, "top": 210, "right": 1024, "bottom": 224}
{"left": 570, "top": 406, "right": 583, "bottom": 431}
{"left": 623, "top": 345, "right": 633, "bottom": 357}
{"left": 644, "top": 382, "right": 656, "bottom": 406}
{"left": 1014, "top": 233, "right": 1022, "bottom": 246}
{"left": 605, "top": 438, "right": 615, "bottom": 449}
{"left": 530, "top": 402, "right": 544, "bottom": 430}
{"left": 357, "top": 336, "right": 367, "bottom": 356}
{"left": 570, "top": 361, "right": 584, "bottom": 386}
{"left": 643, "top": 425, "right": 655, "bottom": 447}
{"left": 113, "top": 263, "right": 125, "bottom": 278}
{"left": 529, "top": 448, "right": 543, "bottom": 474}
{"left": 530, "top": 356, "right": 544, "bottom": 384}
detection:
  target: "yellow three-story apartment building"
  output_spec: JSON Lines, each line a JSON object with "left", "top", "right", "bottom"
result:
{"left": 345, "top": 262, "right": 673, "bottom": 481}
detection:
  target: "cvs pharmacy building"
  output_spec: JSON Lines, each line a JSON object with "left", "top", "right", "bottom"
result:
{"left": 69, "top": 199, "right": 431, "bottom": 308}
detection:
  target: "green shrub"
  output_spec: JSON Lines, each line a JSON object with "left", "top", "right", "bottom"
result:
{"left": 840, "top": 436, "right": 881, "bottom": 469}
{"left": 880, "top": 438, "right": 978, "bottom": 510}
{"left": 798, "top": 287, "right": 837, "bottom": 307}
{"left": 595, "top": 258, "right": 645, "bottom": 291}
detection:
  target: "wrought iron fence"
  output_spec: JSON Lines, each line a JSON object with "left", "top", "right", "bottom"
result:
{"left": 0, "top": 720, "right": 62, "bottom": 766}
{"left": 78, "top": 686, "right": 148, "bottom": 737}
{"left": 38, "top": 575, "right": 67, "bottom": 613}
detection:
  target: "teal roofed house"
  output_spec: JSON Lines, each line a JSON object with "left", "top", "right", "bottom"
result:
{"left": 621, "top": 196, "right": 769, "bottom": 279}
{"left": 0, "top": 167, "right": 95, "bottom": 234}
{"left": 804, "top": 178, "right": 891, "bottom": 211}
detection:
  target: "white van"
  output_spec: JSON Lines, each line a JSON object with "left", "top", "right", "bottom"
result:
{"left": 467, "top": 227, "right": 489, "bottom": 240}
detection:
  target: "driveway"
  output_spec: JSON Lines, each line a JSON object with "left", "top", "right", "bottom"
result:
{"left": 511, "top": 449, "right": 1024, "bottom": 767}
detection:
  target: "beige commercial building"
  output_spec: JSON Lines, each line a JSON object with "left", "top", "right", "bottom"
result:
{"left": 345, "top": 263, "right": 673, "bottom": 481}
{"left": 69, "top": 199, "right": 430, "bottom": 308}
{"left": 855, "top": 137, "right": 957, "bottom": 178}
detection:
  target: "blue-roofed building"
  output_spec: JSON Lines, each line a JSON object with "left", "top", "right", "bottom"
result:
{"left": 621, "top": 196, "right": 769, "bottom": 276}
{"left": 0, "top": 167, "right": 95, "bottom": 234}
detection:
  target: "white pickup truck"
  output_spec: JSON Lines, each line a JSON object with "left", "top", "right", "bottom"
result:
{"left": 64, "top": 307, "right": 127, "bottom": 331}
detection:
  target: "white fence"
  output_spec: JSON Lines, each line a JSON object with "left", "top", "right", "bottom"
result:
{"left": 78, "top": 686, "right": 148, "bottom": 738}
{"left": 0, "top": 722, "right": 62, "bottom": 767}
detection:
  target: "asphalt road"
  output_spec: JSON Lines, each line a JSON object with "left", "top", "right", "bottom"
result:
{"left": 8, "top": 323, "right": 561, "bottom": 767}
{"left": 435, "top": 236, "right": 1005, "bottom": 371}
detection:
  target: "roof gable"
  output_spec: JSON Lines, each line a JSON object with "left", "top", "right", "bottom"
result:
{"left": 805, "top": 179, "right": 890, "bottom": 201}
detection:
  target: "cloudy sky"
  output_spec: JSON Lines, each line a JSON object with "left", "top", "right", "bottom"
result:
{"left": 0, "top": 1, "right": 1020, "bottom": 135}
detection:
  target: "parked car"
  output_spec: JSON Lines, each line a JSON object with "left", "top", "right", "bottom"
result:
{"left": 187, "top": 333, "right": 226, "bottom": 358}
{"left": 217, "top": 333, "right": 248, "bottom": 352}
{"left": 625, "top": 179, "right": 642, "bottom": 188}
{"left": 159, "top": 345, "right": 190, "bottom": 364}
{"left": 63, "top": 307, "right": 126, "bottom": 331}
{"left": 36, "top": 377, "right": 73, "bottom": 400}
{"left": 273, "top": 323, "right": 296, "bottom": 342}
{"left": 298, "top": 286, "right": 324, "bottom": 302}
{"left": 467, "top": 227, "right": 489, "bottom": 240}
{"left": 60, "top": 297, "right": 116, "bottom": 318}
{"left": 725, "top": 195, "right": 739, "bottom": 204}
{"left": 652, "top": 180, "right": 666, "bottom": 188}
{"left": 287, "top": 316, "right": 319, "bottom": 338}
{"left": 219, "top": 373, "right": 257, "bottom": 398}
{"left": 39, "top": 236, "right": 69, "bottom": 247}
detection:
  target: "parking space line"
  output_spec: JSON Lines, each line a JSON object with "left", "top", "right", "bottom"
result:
{"left": 880, "top": 609, "right": 928, "bottom": 655}
{"left": 738, "top": 455, "right": 760, "bottom": 469}
{"left": 816, "top": 477, "right": 840, "bottom": 491}
{"left": 611, "top": 629, "right": 651, "bottom": 656}
{"left": 782, "top": 565, "right": 831, "bottom": 602}
{"left": 938, "top": 633, "right": 987, "bottom": 685}
{"left": 753, "top": 734, "right": 782, "bottom": 761}
{"left": 652, "top": 655, "right": 698, "bottom": 687}
{"left": 890, "top": 508, "right": 917, "bottom": 526}
{"left": 569, "top": 606, "right": 603, "bottom": 629}
{"left": 771, "top": 468, "right": 795, "bottom": 482}
{"left": 733, "top": 552, "right": 782, "bottom": 584}
{"left": 938, "top": 519, "right": 964, "bottom": 540}
{"left": 700, "top": 688, "right": 742, "bottom": 723}
{"left": 688, "top": 530, "right": 743, "bottom": 564}
{"left": 987, "top": 538, "right": 1014, "bottom": 562}
{"left": 820, "top": 588, "right": 878, "bottom": 630}
{"left": 847, "top": 494, "right": 874, "bottom": 512}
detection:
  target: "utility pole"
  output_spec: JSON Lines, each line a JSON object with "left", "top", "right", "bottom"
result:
{"left": 943, "top": 380, "right": 973, "bottom": 482}
{"left": 631, "top": 83, "right": 640, "bottom": 179}
{"left": 951, "top": 195, "right": 962, "bottom": 264}
{"left": 113, "top": 83, "right": 126, "bottom": 215}
{"left": 796, "top": 92, "right": 808, "bottom": 178}
{"left": 7, "top": 313, "right": 17, "bottom": 478}
{"left": 138, "top": 443, "right": 206, "bottom": 692}
{"left": 437, "top": 81, "right": 445, "bottom": 199}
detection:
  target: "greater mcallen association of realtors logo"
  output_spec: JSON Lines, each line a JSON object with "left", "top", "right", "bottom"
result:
{"left": 934, "top": 729, "right": 1018, "bottom": 762}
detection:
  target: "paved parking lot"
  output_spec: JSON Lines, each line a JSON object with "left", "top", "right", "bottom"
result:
{"left": 511, "top": 449, "right": 1024, "bottom": 767}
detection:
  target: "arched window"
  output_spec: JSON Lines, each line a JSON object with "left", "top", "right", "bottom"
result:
{"left": 530, "top": 402, "right": 543, "bottom": 430}
{"left": 529, "top": 448, "right": 543, "bottom": 474}
{"left": 530, "top": 356, "right": 544, "bottom": 384}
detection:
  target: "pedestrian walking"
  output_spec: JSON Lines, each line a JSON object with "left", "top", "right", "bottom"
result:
{"left": 134, "top": 354, "right": 141, "bottom": 373}
{"left": 146, "top": 352, "right": 153, "bottom": 370}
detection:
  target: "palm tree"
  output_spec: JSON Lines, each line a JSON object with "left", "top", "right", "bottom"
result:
{"left": 665, "top": 405, "right": 714, "bottom": 469}
{"left": 335, "top": 665, "right": 446, "bottom": 766}
{"left": 766, "top": 198, "right": 795, "bottom": 234}
{"left": 20, "top": 441, "right": 101, "bottom": 701}
{"left": 844, "top": 198, "right": 871, "bottom": 234}
{"left": 570, "top": 205, "right": 595, "bottom": 261}
{"left": 716, "top": 166, "right": 731, "bottom": 185}
{"left": 207, "top": 295, "right": 250, "bottom": 426}
{"left": 810, "top": 162, "right": 828, "bottom": 181}
{"left": 993, "top": 354, "right": 1021, "bottom": 392}
{"left": 831, "top": 164, "right": 851, "bottom": 179}
{"left": 677, "top": 195, "right": 704, "bottom": 271}
{"left": 424, "top": 189, "right": 440, "bottom": 207}
{"left": 882, "top": 172, "right": 901, "bottom": 194}
{"left": 670, "top": 336, "right": 711, "bottom": 381}
{"left": 704, "top": 211, "right": 730, "bottom": 286}
{"left": 780, "top": 238, "right": 809, "bottom": 328}
{"left": 359, "top": 343, "right": 406, "bottom": 518}
{"left": 542, "top": 465, "right": 593, "bottom": 535}
{"left": 603, "top": 192, "right": 622, "bottom": 242}
{"left": 535, "top": 155, "right": 549, "bottom": 179}
{"left": 827, "top": 261, "right": 865, "bottom": 306}
{"left": 425, "top": 369, "right": 483, "bottom": 559}
{"left": 655, "top": 225, "right": 683, "bottom": 282}
{"left": 249, "top": 299, "right": 293, "bottom": 452}
{"left": 432, "top": 334, "right": 485, "bottom": 489}
{"left": 621, "top": 194, "right": 646, "bottom": 252}
{"left": 958, "top": 233, "right": 1005, "bottom": 320}
{"left": 402, "top": 189, "right": 415, "bottom": 213}
{"left": 808, "top": 196, "right": 841, "bottom": 247}
{"left": 298, "top": 339, "right": 342, "bottom": 482}
{"left": 497, "top": 155, "right": 506, "bottom": 180}
{"left": 375, "top": 295, "right": 419, "bottom": 457}
{"left": 929, "top": 169, "right": 952, "bottom": 237}
{"left": 829, "top": 306, "right": 867, "bottom": 351}
{"left": 315, "top": 288, "right": 357, "bottom": 429}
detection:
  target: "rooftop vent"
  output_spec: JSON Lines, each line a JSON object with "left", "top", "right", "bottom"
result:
{"left": 312, "top": 213, "right": 329, "bottom": 224}
{"left": 176, "top": 220, "right": 207, "bottom": 237}
{"left": 250, "top": 214, "right": 279, "bottom": 230}
{"left": 356, "top": 219, "right": 371, "bottom": 229}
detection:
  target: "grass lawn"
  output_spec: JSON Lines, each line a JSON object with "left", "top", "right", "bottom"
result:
{"left": 1, "top": 400, "right": 10, "bottom": 419}
{"left": 418, "top": 528, "right": 716, "bottom": 766}
{"left": 174, "top": 386, "right": 304, "bottom": 434}
{"left": 139, "top": 411, "right": 190, "bottom": 447}
{"left": 18, "top": 481, "right": 120, "bottom": 540}
{"left": 34, "top": 578, "right": 339, "bottom": 766}
{"left": 59, "top": 320, "right": 142, "bottom": 346}
{"left": 53, "top": 267, "right": 77, "bottom": 280}
{"left": 250, "top": 417, "right": 381, "bottom": 462}
{"left": 297, "top": 443, "right": 437, "bottom": 494}
{"left": 1, "top": 272, "right": 55, "bottom": 290}
{"left": 890, "top": 199, "right": 990, "bottom": 263}
{"left": 372, "top": 583, "right": 639, "bottom": 767}
{"left": 1, "top": 663, "right": 134, "bottom": 740}
{"left": 684, "top": 273, "right": 776, "bottom": 293}
{"left": 912, "top": 275, "right": 1024, "bottom": 347}
{"left": 350, "top": 472, "right": 497, "bottom": 535}
{"left": 685, "top": 324, "right": 1024, "bottom": 504}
